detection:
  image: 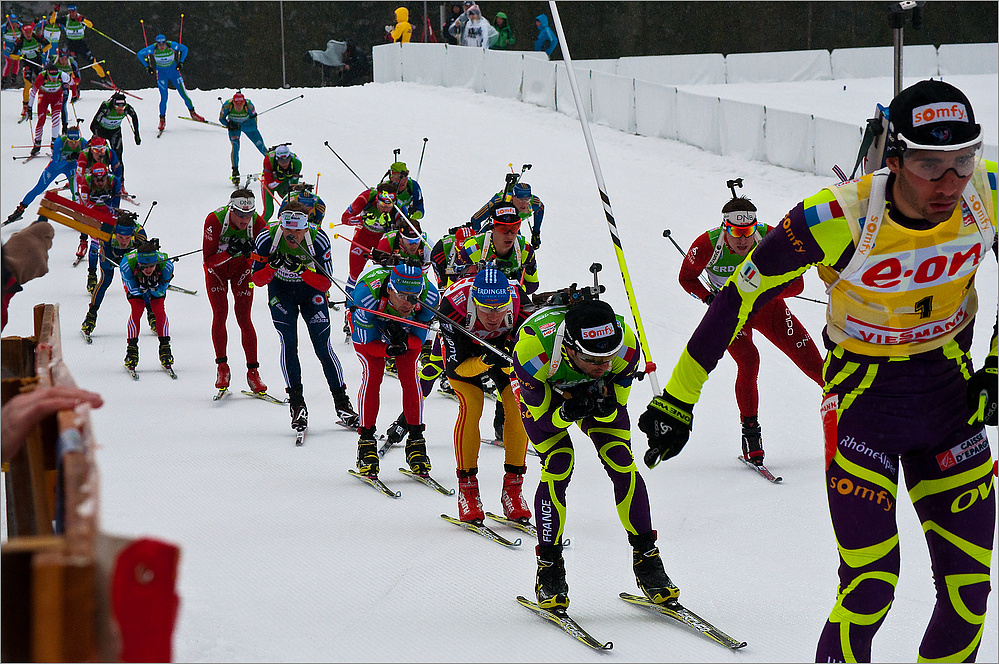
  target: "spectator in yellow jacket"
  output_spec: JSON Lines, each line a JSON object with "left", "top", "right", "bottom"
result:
{"left": 388, "top": 7, "right": 413, "bottom": 43}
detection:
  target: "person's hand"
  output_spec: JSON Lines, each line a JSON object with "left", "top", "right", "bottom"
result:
{"left": 226, "top": 236, "right": 253, "bottom": 258}
{"left": 226, "top": 120, "right": 239, "bottom": 132}
{"left": 3, "top": 221, "right": 54, "bottom": 285}
{"left": 176, "top": 60, "right": 183, "bottom": 72}
{"left": 26, "top": 106, "right": 33, "bottom": 120}
{"left": 268, "top": 252, "right": 292, "bottom": 271}
{"left": 967, "top": 355, "right": 997, "bottom": 426}
{"left": 638, "top": 393, "right": 693, "bottom": 468}
{"left": 702, "top": 292, "right": 715, "bottom": 305}
{"left": 480, "top": 349, "right": 511, "bottom": 370}
{"left": 384, "top": 321, "right": 409, "bottom": 349}
{"left": 146, "top": 64, "right": 154, "bottom": 75}
{"left": 530, "top": 231, "right": 541, "bottom": 249}
{"left": 558, "top": 390, "right": 596, "bottom": 422}
{"left": 1, "top": 386, "right": 103, "bottom": 463}
{"left": 133, "top": 133, "right": 141, "bottom": 145}
{"left": 137, "top": 270, "right": 160, "bottom": 290}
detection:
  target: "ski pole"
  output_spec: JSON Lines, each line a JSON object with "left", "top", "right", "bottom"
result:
{"left": 140, "top": 19, "right": 148, "bottom": 47}
{"left": 324, "top": 141, "right": 421, "bottom": 238}
{"left": 315, "top": 173, "right": 321, "bottom": 195}
{"left": 164, "top": 248, "right": 202, "bottom": 262}
{"left": 88, "top": 25, "right": 137, "bottom": 55}
{"left": 255, "top": 94, "right": 304, "bottom": 117}
{"left": 548, "top": 0, "right": 660, "bottom": 395}
{"left": 178, "top": 13, "right": 184, "bottom": 44}
{"left": 407, "top": 294, "right": 513, "bottom": 364}
{"left": 141, "top": 200, "right": 158, "bottom": 226}
{"left": 166, "top": 283, "right": 197, "bottom": 296}
{"left": 78, "top": 59, "right": 105, "bottom": 72}
{"left": 11, "top": 144, "right": 53, "bottom": 148}
{"left": 415, "top": 137, "right": 428, "bottom": 180}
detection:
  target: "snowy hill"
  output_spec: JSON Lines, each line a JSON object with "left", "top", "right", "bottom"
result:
{"left": 2, "top": 75, "right": 996, "bottom": 662}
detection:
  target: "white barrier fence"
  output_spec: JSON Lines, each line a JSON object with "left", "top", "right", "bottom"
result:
{"left": 373, "top": 42, "right": 998, "bottom": 175}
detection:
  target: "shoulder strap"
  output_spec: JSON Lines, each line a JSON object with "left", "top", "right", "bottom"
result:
{"left": 824, "top": 170, "right": 889, "bottom": 293}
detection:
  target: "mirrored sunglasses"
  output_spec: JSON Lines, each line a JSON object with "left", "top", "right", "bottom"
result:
{"left": 725, "top": 222, "right": 759, "bottom": 238}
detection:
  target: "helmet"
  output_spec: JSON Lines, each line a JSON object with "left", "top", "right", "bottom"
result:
{"left": 90, "top": 164, "right": 108, "bottom": 178}
{"left": 89, "top": 136, "right": 107, "bottom": 153}
{"left": 274, "top": 144, "right": 292, "bottom": 160}
{"left": 387, "top": 263, "right": 423, "bottom": 296}
{"left": 885, "top": 79, "right": 982, "bottom": 158}
{"left": 563, "top": 300, "right": 624, "bottom": 359}
{"left": 21, "top": 22, "right": 33, "bottom": 35}
{"left": 471, "top": 268, "right": 512, "bottom": 310}
{"left": 490, "top": 205, "right": 521, "bottom": 229}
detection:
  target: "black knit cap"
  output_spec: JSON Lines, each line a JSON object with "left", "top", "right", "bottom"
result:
{"left": 564, "top": 300, "right": 624, "bottom": 357}
{"left": 885, "top": 80, "right": 981, "bottom": 157}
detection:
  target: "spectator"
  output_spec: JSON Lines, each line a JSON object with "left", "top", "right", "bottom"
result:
{"left": 1, "top": 220, "right": 54, "bottom": 330}
{"left": 387, "top": 7, "right": 413, "bottom": 43}
{"left": 2, "top": 386, "right": 104, "bottom": 463}
{"left": 449, "top": 4, "right": 497, "bottom": 48}
{"left": 442, "top": 2, "right": 464, "bottom": 45}
{"left": 534, "top": 14, "right": 557, "bottom": 57}
{"left": 492, "top": 11, "right": 515, "bottom": 50}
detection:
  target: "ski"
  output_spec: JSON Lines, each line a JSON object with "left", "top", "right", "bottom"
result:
{"left": 737, "top": 456, "right": 782, "bottom": 483}
{"left": 481, "top": 438, "right": 540, "bottom": 458}
{"left": 213, "top": 388, "right": 229, "bottom": 401}
{"left": 398, "top": 468, "right": 454, "bottom": 495}
{"left": 162, "top": 364, "right": 178, "bottom": 379}
{"left": 167, "top": 284, "right": 198, "bottom": 296}
{"left": 126, "top": 367, "right": 139, "bottom": 380}
{"left": 73, "top": 254, "right": 87, "bottom": 267}
{"left": 156, "top": 128, "right": 165, "bottom": 139}
{"left": 240, "top": 389, "right": 287, "bottom": 405}
{"left": 440, "top": 514, "right": 521, "bottom": 548}
{"left": 377, "top": 435, "right": 402, "bottom": 457}
{"left": 618, "top": 592, "right": 747, "bottom": 650}
{"left": 516, "top": 596, "right": 612, "bottom": 651}
{"left": 177, "top": 115, "right": 225, "bottom": 128}
{"left": 82, "top": 331, "right": 93, "bottom": 344}
{"left": 348, "top": 470, "right": 401, "bottom": 498}
{"left": 485, "top": 512, "right": 537, "bottom": 538}
{"left": 121, "top": 193, "right": 140, "bottom": 207}
{"left": 18, "top": 115, "right": 30, "bottom": 124}
{"left": 295, "top": 428, "right": 306, "bottom": 447}
{"left": 335, "top": 419, "right": 359, "bottom": 432}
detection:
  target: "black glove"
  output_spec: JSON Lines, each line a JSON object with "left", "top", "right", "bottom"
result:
{"left": 480, "top": 349, "right": 511, "bottom": 370}
{"left": 638, "top": 393, "right": 694, "bottom": 468}
{"left": 26, "top": 106, "right": 33, "bottom": 120}
{"left": 137, "top": 271, "right": 160, "bottom": 291}
{"left": 268, "top": 252, "right": 291, "bottom": 270}
{"left": 558, "top": 390, "right": 597, "bottom": 422}
{"left": 227, "top": 120, "right": 239, "bottom": 132}
{"left": 702, "top": 292, "right": 715, "bottom": 305}
{"left": 370, "top": 247, "right": 392, "bottom": 264}
{"left": 134, "top": 133, "right": 141, "bottom": 145}
{"left": 384, "top": 321, "right": 409, "bottom": 349}
{"left": 227, "top": 236, "right": 253, "bottom": 257}
{"left": 386, "top": 341, "right": 407, "bottom": 357}
{"left": 176, "top": 60, "right": 183, "bottom": 72}
{"left": 967, "top": 355, "right": 997, "bottom": 426}
{"left": 248, "top": 112, "right": 257, "bottom": 120}
{"left": 531, "top": 231, "right": 541, "bottom": 248}
{"left": 146, "top": 64, "right": 154, "bottom": 75}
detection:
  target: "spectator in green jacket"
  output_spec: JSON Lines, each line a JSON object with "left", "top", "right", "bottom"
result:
{"left": 493, "top": 12, "right": 515, "bottom": 50}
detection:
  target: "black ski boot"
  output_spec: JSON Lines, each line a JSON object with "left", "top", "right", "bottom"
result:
{"left": 147, "top": 307, "right": 157, "bottom": 333}
{"left": 332, "top": 386, "right": 359, "bottom": 429}
{"left": 385, "top": 412, "right": 407, "bottom": 446}
{"left": 405, "top": 423, "right": 431, "bottom": 475}
{"left": 6, "top": 203, "right": 26, "bottom": 224}
{"left": 124, "top": 338, "right": 139, "bottom": 368}
{"left": 629, "top": 531, "right": 680, "bottom": 604}
{"left": 536, "top": 544, "right": 569, "bottom": 610}
{"left": 741, "top": 416, "right": 765, "bottom": 466}
{"left": 287, "top": 385, "right": 308, "bottom": 431}
{"left": 158, "top": 336, "right": 173, "bottom": 367}
{"left": 357, "top": 427, "right": 379, "bottom": 477}
{"left": 30, "top": 141, "right": 40, "bottom": 156}
{"left": 493, "top": 399, "right": 505, "bottom": 442}
{"left": 231, "top": 166, "right": 239, "bottom": 185}
{"left": 81, "top": 307, "right": 97, "bottom": 335}
{"left": 86, "top": 267, "right": 97, "bottom": 293}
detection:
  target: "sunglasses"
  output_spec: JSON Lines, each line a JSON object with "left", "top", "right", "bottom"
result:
{"left": 725, "top": 222, "right": 759, "bottom": 238}
{"left": 230, "top": 207, "right": 253, "bottom": 218}
{"left": 473, "top": 296, "right": 512, "bottom": 312}
{"left": 573, "top": 350, "right": 614, "bottom": 365}
{"left": 900, "top": 141, "right": 982, "bottom": 182}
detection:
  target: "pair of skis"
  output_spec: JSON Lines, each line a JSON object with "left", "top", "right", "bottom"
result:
{"left": 348, "top": 467, "right": 453, "bottom": 499}
{"left": 126, "top": 363, "right": 177, "bottom": 380}
{"left": 518, "top": 592, "right": 747, "bottom": 652}
{"left": 213, "top": 388, "right": 286, "bottom": 404}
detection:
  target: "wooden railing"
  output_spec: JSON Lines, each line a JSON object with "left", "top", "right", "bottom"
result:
{"left": 1, "top": 304, "right": 180, "bottom": 662}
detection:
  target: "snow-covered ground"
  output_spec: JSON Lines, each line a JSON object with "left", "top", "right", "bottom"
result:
{"left": 1, "top": 72, "right": 996, "bottom": 662}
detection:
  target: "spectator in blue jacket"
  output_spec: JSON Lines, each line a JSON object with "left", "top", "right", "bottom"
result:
{"left": 533, "top": 14, "right": 557, "bottom": 57}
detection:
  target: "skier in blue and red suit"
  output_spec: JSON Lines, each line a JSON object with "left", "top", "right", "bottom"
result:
{"left": 639, "top": 80, "right": 997, "bottom": 662}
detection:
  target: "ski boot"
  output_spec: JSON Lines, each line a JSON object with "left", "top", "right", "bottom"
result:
{"left": 501, "top": 465, "right": 532, "bottom": 521}
{"left": 741, "top": 417, "right": 765, "bottom": 467}
{"left": 332, "top": 386, "right": 359, "bottom": 429}
{"left": 215, "top": 358, "right": 230, "bottom": 389}
{"left": 86, "top": 267, "right": 97, "bottom": 293}
{"left": 630, "top": 531, "right": 680, "bottom": 604}
{"left": 404, "top": 424, "right": 431, "bottom": 475}
{"left": 81, "top": 308, "right": 97, "bottom": 335}
{"left": 20, "top": 102, "right": 28, "bottom": 121}
{"left": 536, "top": 544, "right": 569, "bottom": 610}
{"left": 158, "top": 116, "right": 166, "bottom": 132}
{"left": 456, "top": 468, "right": 484, "bottom": 522}
{"left": 30, "top": 141, "right": 40, "bottom": 157}
{"left": 384, "top": 355, "right": 397, "bottom": 377}
{"left": 287, "top": 385, "right": 308, "bottom": 431}
{"left": 437, "top": 378, "right": 456, "bottom": 398}
{"left": 356, "top": 427, "right": 379, "bottom": 477}
{"left": 146, "top": 308, "right": 157, "bottom": 333}
{"left": 6, "top": 203, "right": 26, "bottom": 224}
{"left": 385, "top": 413, "right": 407, "bottom": 447}
{"left": 124, "top": 338, "right": 139, "bottom": 368}
{"left": 189, "top": 108, "right": 205, "bottom": 122}
{"left": 230, "top": 166, "right": 240, "bottom": 186}
{"left": 158, "top": 336, "right": 174, "bottom": 367}
{"left": 76, "top": 234, "right": 88, "bottom": 261}
{"left": 246, "top": 363, "right": 267, "bottom": 393}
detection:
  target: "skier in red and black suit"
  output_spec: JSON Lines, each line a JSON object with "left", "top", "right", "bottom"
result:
{"left": 678, "top": 188, "right": 823, "bottom": 466}
{"left": 340, "top": 181, "right": 405, "bottom": 298}
{"left": 203, "top": 189, "right": 268, "bottom": 395}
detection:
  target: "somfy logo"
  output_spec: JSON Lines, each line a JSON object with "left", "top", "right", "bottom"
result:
{"left": 912, "top": 102, "right": 967, "bottom": 127}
